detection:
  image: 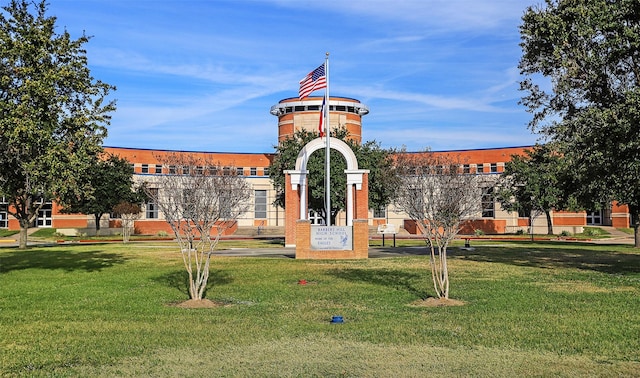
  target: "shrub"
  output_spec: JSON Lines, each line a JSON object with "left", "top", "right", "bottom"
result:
{"left": 560, "top": 230, "right": 571, "bottom": 237}
{"left": 474, "top": 229, "right": 485, "bottom": 236}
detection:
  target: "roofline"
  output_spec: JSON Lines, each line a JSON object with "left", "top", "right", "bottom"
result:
{"left": 104, "top": 145, "right": 276, "bottom": 156}
{"left": 404, "top": 145, "right": 535, "bottom": 154}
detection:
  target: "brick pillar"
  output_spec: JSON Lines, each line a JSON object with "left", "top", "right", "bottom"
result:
{"left": 355, "top": 172, "right": 369, "bottom": 220}
{"left": 284, "top": 173, "right": 300, "bottom": 247}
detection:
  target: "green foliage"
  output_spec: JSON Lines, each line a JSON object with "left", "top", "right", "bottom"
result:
{"left": 519, "top": 0, "right": 640, "bottom": 245}
{"left": 496, "top": 144, "right": 573, "bottom": 235}
{"left": 270, "top": 128, "right": 398, "bottom": 224}
{"left": 60, "top": 154, "right": 143, "bottom": 232}
{"left": 0, "top": 0, "right": 115, "bottom": 247}
{"left": 581, "top": 227, "right": 608, "bottom": 237}
{"left": 0, "top": 242, "right": 638, "bottom": 376}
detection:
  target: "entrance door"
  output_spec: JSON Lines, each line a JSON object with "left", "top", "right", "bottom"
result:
{"left": 36, "top": 203, "right": 53, "bottom": 227}
{"left": 586, "top": 210, "right": 602, "bottom": 225}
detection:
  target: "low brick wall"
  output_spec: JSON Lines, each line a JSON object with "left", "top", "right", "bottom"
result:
{"left": 295, "top": 220, "right": 368, "bottom": 259}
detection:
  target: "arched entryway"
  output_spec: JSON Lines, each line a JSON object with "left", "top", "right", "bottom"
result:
{"left": 283, "top": 137, "right": 369, "bottom": 258}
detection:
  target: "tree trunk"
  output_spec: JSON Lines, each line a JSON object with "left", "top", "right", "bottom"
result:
{"left": 633, "top": 210, "right": 640, "bottom": 249}
{"left": 94, "top": 213, "right": 102, "bottom": 236}
{"left": 545, "top": 210, "right": 554, "bottom": 235}
{"left": 19, "top": 219, "right": 29, "bottom": 249}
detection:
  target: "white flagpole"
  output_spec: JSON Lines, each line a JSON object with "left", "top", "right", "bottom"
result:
{"left": 324, "top": 52, "right": 331, "bottom": 226}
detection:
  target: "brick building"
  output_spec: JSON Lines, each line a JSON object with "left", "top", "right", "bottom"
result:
{"left": 0, "top": 96, "right": 630, "bottom": 235}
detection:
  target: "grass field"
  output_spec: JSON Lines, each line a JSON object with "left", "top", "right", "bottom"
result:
{"left": 1, "top": 241, "right": 639, "bottom": 377}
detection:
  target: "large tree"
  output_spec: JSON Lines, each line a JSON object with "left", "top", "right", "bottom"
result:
{"left": 520, "top": 0, "right": 640, "bottom": 246}
{"left": 0, "top": 0, "right": 115, "bottom": 248}
{"left": 59, "top": 153, "right": 142, "bottom": 235}
{"left": 270, "top": 128, "right": 398, "bottom": 225}
{"left": 394, "top": 151, "right": 479, "bottom": 300}
{"left": 496, "top": 144, "right": 571, "bottom": 236}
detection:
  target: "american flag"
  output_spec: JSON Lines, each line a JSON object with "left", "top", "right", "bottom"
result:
{"left": 299, "top": 64, "right": 326, "bottom": 99}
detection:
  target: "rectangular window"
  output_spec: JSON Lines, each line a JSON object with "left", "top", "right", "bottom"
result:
{"left": 263, "top": 167, "right": 270, "bottom": 176}
{"left": 477, "top": 164, "right": 484, "bottom": 174}
{"left": 195, "top": 166, "right": 204, "bottom": 175}
{"left": 463, "top": 164, "right": 470, "bottom": 174}
{"left": 182, "top": 165, "right": 190, "bottom": 175}
{"left": 481, "top": 187, "right": 495, "bottom": 218}
{"left": 141, "top": 164, "right": 149, "bottom": 174}
{"left": 236, "top": 167, "right": 244, "bottom": 176}
{"left": 168, "top": 165, "right": 177, "bottom": 174}
{"left": 490, "top": 163, "right": 498, "bottom": 173}
{"left": 154, "top": 164, "right": 162, "bottom": 174}
{"left": 146, "top": 188, "right": 158, "bottom": 219}
{"left": 373, "top": 206, "right": 386, "bottom": 219}
{"left": 223, "top": 167, "right": 231, "bottom": 176}
{"left": 0, "top": 201, "right": 8, "bottom": 228}
{"left": 254, "top": 190, "right": 267, "bottom": 219}
{"left": 250, "top": 167, "right": 257, "bottom": 176}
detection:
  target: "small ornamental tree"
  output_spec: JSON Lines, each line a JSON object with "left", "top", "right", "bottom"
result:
{"left": 144, "top": 153, "right": 251, "bottom": 301}
{"left": 112, "top": 201, "right": 141, "bottom": 243}
{"left": 394, "top": 151, "right": 479, "bottom": 299}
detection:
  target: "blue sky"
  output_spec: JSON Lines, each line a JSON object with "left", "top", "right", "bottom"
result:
{"left": 47, "top": 0, "right": 541, "bottom": 153}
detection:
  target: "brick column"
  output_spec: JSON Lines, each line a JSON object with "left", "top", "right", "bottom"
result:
{"left": 355, "top": 172, "right": 369, "bottom": 220}
{"left": 284, "top": 173, "right": 300, "bottom": 247}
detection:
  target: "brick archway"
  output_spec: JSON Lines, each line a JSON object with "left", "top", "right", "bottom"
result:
{"left": 284, "top": 137, "right": 369, "bottom": 248}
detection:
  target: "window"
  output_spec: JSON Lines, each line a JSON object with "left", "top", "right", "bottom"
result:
{"left": 223, "top": 167, "right": 231, "bottom": 176}
{"left": 254, "top": 190, "right": 267, "bottom": 219}
{"left": 154, "top": 164, "right": 162, "bottom": 174}
{"left": 182, "top": 189, "right": 196, "bottom": 219}
{"left": 0, "top": 198, "right": 7, "bottom": 228}
{"left": 373, "top": 206, "right": 386, "bottom": 219}
{"left": 481, "top": 187, "right": 495, "bottom": 218}
{"left": 168, "top": 165, "right": 177, "bottom": 174}
{"left": 250, "top": 167, "right": 257, "bottom": 176}
{"left": 463, "top": 164, "right": 470, "bottom": 174}
{"left": 490, "top": 163, "right": 498, "bottom": 173}
{"left": 236, "top": 167, "right": 244, "bottom": 176}
{"left": 195, "top": 166, "right": 204, "bottom": 175}
{"left": 141, "top": 164, "right": 149, "bottom": 174}
{"left": 146, "top": 188, "right": 158, "bottom": 219}
{"left": 477, "top": 164, "right": 484, "bottom": 174}
{"left": 263, "top": 167, "right": 270, "bottom": 176}
{"left": 182, "top": 165, "right": 190, "bottom": 175}
{"left": 207, "top": 166, "right": 218, "bottom": 176}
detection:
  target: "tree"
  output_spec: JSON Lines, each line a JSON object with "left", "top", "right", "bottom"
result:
{"left": 394, "top": 151, "right": 479, "bottom": 299}
{"left": 144, "top": 153, "right": 251, "bottom": 301}
{"left": 270, "top": 128, "right": 398, "bottom": 225}
{"left": 0, "top": 0, "right": 115, "bottom": 248}
{"left": 59, "top": 153, "right": 142, "bottom": 235}
{"left": 520, "top": 0, "right": 640, "bottom": 247}
{"left": 112, "top": 201, "right": 141, "bottom": 243}
{"left": 496, "top": 144, "right": 570, "bottom": 236}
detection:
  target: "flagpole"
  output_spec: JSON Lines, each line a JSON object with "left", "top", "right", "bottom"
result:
{"left": 324, "top": 52, "right": 331, "bottom": 226}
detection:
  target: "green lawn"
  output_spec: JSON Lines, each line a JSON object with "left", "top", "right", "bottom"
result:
{"left": 1, "top": 241, "right": 638, "bottom": 377}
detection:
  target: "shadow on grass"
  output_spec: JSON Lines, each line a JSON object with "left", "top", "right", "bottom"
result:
{"left": 154, "top": 269, "right": 233, "bottom": 298}
{"left": 457, "top": 243, "right": 640, "bottom": 275}
{"left": 327, "top": 268, "right": 424, "bottom": 298}
{"left": 0, "top": 248, "right": 128, "bottom": 273}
